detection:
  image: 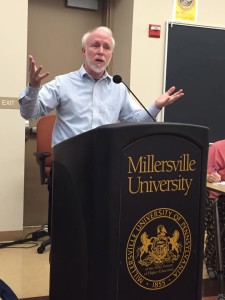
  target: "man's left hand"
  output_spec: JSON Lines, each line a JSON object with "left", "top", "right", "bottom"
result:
{"left": 155, "top": 86, "right": 184, "bottom": 109}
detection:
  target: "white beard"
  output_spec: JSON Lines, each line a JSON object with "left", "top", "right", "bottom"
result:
{"left": 86, "top": 56, "right": 109, "bottom": 74}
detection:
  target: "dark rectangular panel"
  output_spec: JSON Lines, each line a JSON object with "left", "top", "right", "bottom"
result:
{"left": 164, "top": 22, "right": 225, "bottom": 143}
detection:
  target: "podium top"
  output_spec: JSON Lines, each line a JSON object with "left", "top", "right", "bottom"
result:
{"left": 54, "top": 121, "right": 209, "bottom": 150}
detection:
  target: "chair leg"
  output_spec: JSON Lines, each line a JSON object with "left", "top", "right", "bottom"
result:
{"left": 37, "top": 238, "right": 51, "bottom": 254}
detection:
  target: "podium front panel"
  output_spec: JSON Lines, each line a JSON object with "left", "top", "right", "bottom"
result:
{"left": 50, "top": 123, "right": 208, "bottom": 300}
{"left": 118, "top": 134, "right": 203, "bottom": 299}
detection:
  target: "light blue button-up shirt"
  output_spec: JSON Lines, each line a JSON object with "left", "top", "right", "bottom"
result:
{"left": 19, "top": 65, "right": 160, "bottom": 146}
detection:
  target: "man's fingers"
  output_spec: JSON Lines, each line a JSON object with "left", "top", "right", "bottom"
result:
{"left": 28, "top": 55, "right": 49, "bottom": 87}
{"left": 170, "top": 89, "right": 184, "bottom": 101}
{"left": 174, "top": 89, "right": 184, "bottom": 97}
{"left": 40, "top": 72, "right": 50, "bottom": 80}
{"left": 167, "top": 87, "right": 184, "bottom": 97}
{"left": 35, "top": 65, "right": 44, "bottom": 75}
{"left": 166, "top": 86, "right": 176, "bottom": 95}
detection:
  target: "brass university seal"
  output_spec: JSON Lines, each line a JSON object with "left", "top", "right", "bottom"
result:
{"left": 126, "top": 208, "right": 191, "bottom": 290}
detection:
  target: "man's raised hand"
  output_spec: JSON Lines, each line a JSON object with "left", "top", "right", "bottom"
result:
{"left": 155, "top": 86, "right": 184, "bottom": 109}
{"left": 29, "top": 55, "right": 49, "bottom": 88}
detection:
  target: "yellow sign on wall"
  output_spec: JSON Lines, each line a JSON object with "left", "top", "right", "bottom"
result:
{"left": 174, "top": 0, "right": 197, "bottom": 23}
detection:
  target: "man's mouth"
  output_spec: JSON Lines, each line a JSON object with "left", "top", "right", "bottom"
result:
{"left": 95, "top": 58, "right": 105, "bottom": 63}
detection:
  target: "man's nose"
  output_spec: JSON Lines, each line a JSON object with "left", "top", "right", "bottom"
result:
{"left": 98, "top": 46, "right": 104, "bottom": 54}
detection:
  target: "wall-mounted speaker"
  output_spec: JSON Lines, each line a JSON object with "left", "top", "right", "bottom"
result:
{"left": 66, "top": 0, "right": 98, "bottom": 10}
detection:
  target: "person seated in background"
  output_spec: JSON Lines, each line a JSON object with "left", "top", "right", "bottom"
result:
{"left": 205, "top": 139, "right": 225, "bottom": 274}
{"left": 207, "top": 139, "right": 225, "bottom": 186}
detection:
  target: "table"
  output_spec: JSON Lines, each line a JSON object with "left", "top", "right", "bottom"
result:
{"left": 207, "top": 182, "right": 225, "bottom": 195}
{"left": 206, "top": 183, "right": 225, "bottom": 300}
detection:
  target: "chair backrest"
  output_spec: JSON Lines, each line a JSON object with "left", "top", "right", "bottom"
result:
{"left": 36, "top": 115, "right": 56, "bottom": 180}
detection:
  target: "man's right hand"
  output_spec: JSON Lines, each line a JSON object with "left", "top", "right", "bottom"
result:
{"left": 29, "top": 55, "right": 49, "bottom": 88}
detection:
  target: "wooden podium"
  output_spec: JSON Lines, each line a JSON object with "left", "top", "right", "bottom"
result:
{"left": 49, "top": 122, "right": 209, "bottom": 300}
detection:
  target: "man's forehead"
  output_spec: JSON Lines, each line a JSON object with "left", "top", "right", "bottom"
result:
{"left": 88, "top": 30, "right": 112, "bottom": 43}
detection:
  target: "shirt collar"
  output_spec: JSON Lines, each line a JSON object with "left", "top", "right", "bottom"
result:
{"left": 79, "top": 65, "right": 112, "bottom": 84}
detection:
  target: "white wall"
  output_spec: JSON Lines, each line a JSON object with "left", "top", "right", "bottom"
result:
{"left": 0, "top": 0, "right": 28, "bottom": 231}
{"left": 113, "top": 0, "right": 225, "bottom": 120}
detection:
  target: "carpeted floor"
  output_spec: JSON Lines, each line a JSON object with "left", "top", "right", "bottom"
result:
{"left": 19, "top": 279, "right": 225, "bottom": 300}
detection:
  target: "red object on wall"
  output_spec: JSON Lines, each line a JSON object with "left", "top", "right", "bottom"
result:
{"left": 149, "top": 24, "right": 161, "bottom": 38}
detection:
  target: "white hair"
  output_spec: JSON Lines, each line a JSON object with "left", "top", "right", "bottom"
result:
{"left": 82, "top": 26, "right": 115, "bottom": 49}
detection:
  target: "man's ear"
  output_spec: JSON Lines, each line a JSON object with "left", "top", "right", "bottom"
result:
{"left": 82, "top": 47, "right": 85, "bottom": 55}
